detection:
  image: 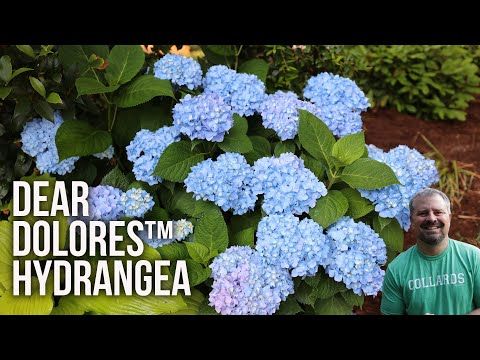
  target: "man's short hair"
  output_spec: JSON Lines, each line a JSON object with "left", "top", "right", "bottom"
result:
{"left": 409, "top": 188, "right": 451, "bottom": 215}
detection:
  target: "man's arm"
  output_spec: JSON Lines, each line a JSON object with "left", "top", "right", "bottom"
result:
{"left": 468, "top": 308, "right": 480, "bottom": 315}
{"left": 380, "top": 266, "right": 406, "bottom": 315}
{"left": 470, "top": 248, "right": 480, "bottom": 315}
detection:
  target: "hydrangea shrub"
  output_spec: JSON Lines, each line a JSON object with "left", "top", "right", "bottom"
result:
{"left": 0, "top": 45, "right": 440, "bottom": 315}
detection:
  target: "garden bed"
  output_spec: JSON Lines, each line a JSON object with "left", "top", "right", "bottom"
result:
{"left": 355, "top": 98, "right": 480, "bottom": 315}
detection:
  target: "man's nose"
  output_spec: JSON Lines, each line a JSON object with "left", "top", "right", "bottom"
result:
{"left": 426, "top": 211, "right": 436, "bottom": 221}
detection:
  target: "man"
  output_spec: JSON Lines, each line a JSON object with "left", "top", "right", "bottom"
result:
{"left": 381, "top": 188, "right": 480, "bottom": 315}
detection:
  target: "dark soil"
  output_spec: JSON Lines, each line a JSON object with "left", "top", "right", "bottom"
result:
{"left": 355, "top": 99, "right": 480, "bottom": 315}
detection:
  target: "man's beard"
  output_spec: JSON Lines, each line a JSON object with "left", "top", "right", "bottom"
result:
{"left": 418, "top": 221, "right": 446, "bottom": 246}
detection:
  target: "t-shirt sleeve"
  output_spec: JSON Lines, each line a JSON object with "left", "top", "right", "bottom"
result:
{"left": 380, "top": 266, "right": 406, "bottom": 315}
{"left": 472, "top": 249, "right": 480, "bottom": 308}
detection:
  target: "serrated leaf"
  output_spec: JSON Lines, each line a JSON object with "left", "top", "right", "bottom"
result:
{"left": 195, "top": 210, "right": 228, "bottom": 253}
{"left": 295, "top": 282, "right": 316, "bottom": 306}
{"left": 218, "top": 114, "right": 253, "bottom": 153}
{"left": 186, "top": 259, "right": 211, "bottom": 287}
{"left": 378, "top": 218, "right": 404, "bottom": 253}
{"left": 230, "top": 227, "right": 255, "bottom": 248}
{"left": 158, "top": 243, "right": 189, "bottom": 261}
{"left": 114, "top": 75, "right": 174, "bottom": 108}
{"left": 311, "top": 271, "right": 347, "bottom": 300}
{"left": 170, "top": 190, "right": 219, "bottom": 218}
{"left": 332, "top": 131, "right": 366, "bottom": 165}
{"left": 0, "top": 55, "right": 12, "bottom": 82}
{"left": 100, "top": 166, "right": 130, "bottom": 191}
{"left": 75, "top": 77, "right": 120, "bottom": 96}
{"left": 341, "top": 158, "right": 399, "bottom": 189}
{"left": 144, "top": 206, "right": 170, "bottom": 222}
{"left": 301, "top": 153, "right": 325, "bottom": 180}
{"left": 298, "top": 109, "right": 335, "bottom": 169}
{"left": 244, "top": 135, "right": 271, "bottom": 164}
{"left": 309, "top": 190, "right": 348, "bottom": 228}
{"left": 56, "top": 120, "right": 112, "bottom": 160}
{"left": 277, "top": 296, "right": 303, "bottom": 315}
{"left": 58, "top": 45, "right": 109, "bottom": 76}
{"left": 185, "top": 242, "right": 212, "bottom": 264}
{"left": 341, "top": 290, "right": 364, "bottom": 307}
{"left": 16, "top": 45, "right": 35, "bottom": 58}
{"left": 314, "top": 295, "right": 353, "bottom": 315}
{"left": 46, "top": 92, "right": 63, "bottom": 104}
{"left": 32, "top": 99, "right": 54, "bottom": 121}
{"left": 106, "top": 45, "right": 145, "bottom": 86}
{"left": 29, "top": 76, "right": 46, "bottom": 97}
{"left": 340, "top": 188, "right": 374, "bottom": 219}
{"left": 372, "top": 214, "right": 393, "bottom": 234}
{"left": 0, "top": 87, "right": 12, "bottom": 100}
{"left": 154, "top": 141, "right": 204, "bottom": 182}
{"left": 238, "top": 58, "right": 269, "bottom": 83}
{"left": 274, "top": 140, "right": 296, "bottom": 157}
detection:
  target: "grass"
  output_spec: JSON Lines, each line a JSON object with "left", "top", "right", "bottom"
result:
{"left": 419, "top": 133, "right": 480, "bottom": 207}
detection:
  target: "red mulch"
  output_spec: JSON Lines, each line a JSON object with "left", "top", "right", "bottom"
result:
{"left": 354, "top": 99, "right": 480, "bottom": 315}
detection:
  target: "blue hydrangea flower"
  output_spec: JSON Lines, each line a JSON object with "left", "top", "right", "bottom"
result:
{"left": 93, "top": 145, "right": 114, "bottom": 160}
{"left": 256, "top": 214, "right": 330, "bottom": 277}
{"left": 21, "top": 112, "right": 79, "bottom": 175}
{"left": 203, "top": 65, "right": 267, "bottom": 116}
{"left": 173, "top": 93, "right": 233, "bottom": 142}
{"left": 120, "top": 188, "right": 155, "bottom": 218}
{"left": 139, "top": 219, "right": 194, "bottom": 248}
{"left": 252, "top": 153, "right": 327, "bottom": 215}
{"left": 358, "top": 145, "right": 439, "bottom": 230}
{"left": 85, "top": 185, "right": 124, "bottom": 221}
{"left": 209, "top": 246, "right": 294, "bottom": 315}
{"left": 325, "top": 217, "right": 387, "bottom": 296}
{"left": 153, "top": 53, "right": 203, "bottom": 90}
{"left": 185, "top": 152, "right": 259, "bottom": 215}
{"left": 303, "top": 72, "right": 369, "bottom": 137}
{"left": 126, "top": 126, "right": 180, "bottom": 185}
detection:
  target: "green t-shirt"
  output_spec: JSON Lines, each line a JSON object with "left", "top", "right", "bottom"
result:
{"left": 381, "top": 239, "right": 480, "bottom": 315}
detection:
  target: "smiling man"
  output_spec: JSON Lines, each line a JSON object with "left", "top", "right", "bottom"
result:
{"left": 381, "top": 188, "right": 480, "bottom": 315}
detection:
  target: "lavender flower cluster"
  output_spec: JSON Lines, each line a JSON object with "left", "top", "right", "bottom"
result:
{"left": 153, "top": 53, "right": 203, "bottom": 90}
{"left": 209, "top": 246, "right": 294, "bottom": 315}
{"left": 358, "top": 145, "right": 439, "bottom": 230}
{"left": 126, "top": 126, "right": 181, "bottom": 185}
{"left": 184, "top": 152, "right": 259, "bottom": 215}
{"left": 138, "top": 219, "right": 194, "bottom": 248}
{"left": 303, "top": 72, "right": 369, "bottom": 137}
{"left": 325, "top": 217, "right": 387, "bottom": 296}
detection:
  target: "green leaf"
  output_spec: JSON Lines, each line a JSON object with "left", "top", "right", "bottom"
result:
{"left": 154, "top": 141, "right": 204, "bottom": 183}
{"left": 56, "top": 120, "right": 112, "bottom": 161}
{"left": 75, "top": 77, "right": 120, "bottom": 96}
{"left": 113, "top": 103, "right": 173, "bottom": 148}
{"left": 144, "top": 206, "right": 170, "bottom": 222}
{"left": 7, "top": 67, "right": 33, "bottom": 84}
{"left": 106, "top": 45, "right": 145, "bottom": 86}
{"left": 309, "top": 190, "right": 348, "bottom": 228}
{"left": 0, "top": 278, "right": 54, "bottom": 315}
{"left": 310, "top": 271, "right": 347, "bottom": 299}
{"left": 58, "top": 45, "right": 109, "bottom": 76}
{"left": 114, "top": 75, "right": 174, "bottom": 108}
{"left": 0, "top": 87, "right": 12, "bottom": 100}
{"left": 14, "top": 97, "right": 31, "bottom": 119}
{"left": 46, "top": 92, "right": 63, "bottom": 104}
{"left": 295, "top": 282, "right": 316, "bottom": 306}
{"left": 186, "top": 260, "right": 211, "bottom": 287}
{"left": 158, "top": 243, "right": 189, "bottom": 261}
{"left": 238, "top": 59, "right": 269, "bottom": 83}
{"left": 230, "top": 227, "right": 255, "bottom": 248}
{"left": 100, "top": 166, "right": 130, "bottom": 191}
{"left": 301, "top": 154, "right": 325, "bottom": 180}
{"left": 32, "top": 99, "right": 54, "bottom": 121}
{"left": 16, "top": 45, "right": 35, "bottom": 58}
{"left": 274, "top": 140, "right": 296, "bottom": 157}
{"left": 244, "top": 135, "right": 271, "bottom": 164}
{"left": 341, "top": 290, "right": 364, "bottom": 307}
{"left": 185, "top": 242, "right": 212, "bottom": 265}
{"left": 51, "top": 291, "right": 187, "bottom": 315}
{"left": 170, "top": 190, "right": 219, "bottom": 218}
{"left": 314, "top": 295, "right": 352, "bottom": 315}
{"left": 340, "top": 158, "right": 399, "bottom": 189}
{"left": 195, "top": 210, "right": 228, "bottom": 253}
{"left": 332, "top": 131, "right": 366, "bottom": 165}
{"left": 29, "top": 76, "right": 46, "bottom": 97}
{"left": 277, "top": 296, "right": 303, "bottom": 315}
{"left": 0, "top": 55, "right": 12, "bottom": 82}
{"left": 218, "top": 115, "right": 253, "bottom": 154}
{"left": 0, "top": 123, "right": 5, "bottom": 136}
{"left": 377, "top": 218, "right": 404, "bottom": 253}
{"left": 298, "top": 109, "right": 335, "bottom": 168}
{"left": 0, "top": 221, "right": 13, "bottom": 290}
{"left": 372, "top": 214, "right": 393, "bottom": 234}
{"left": 340, "top": 188, "right": 374, "bottom": 219}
